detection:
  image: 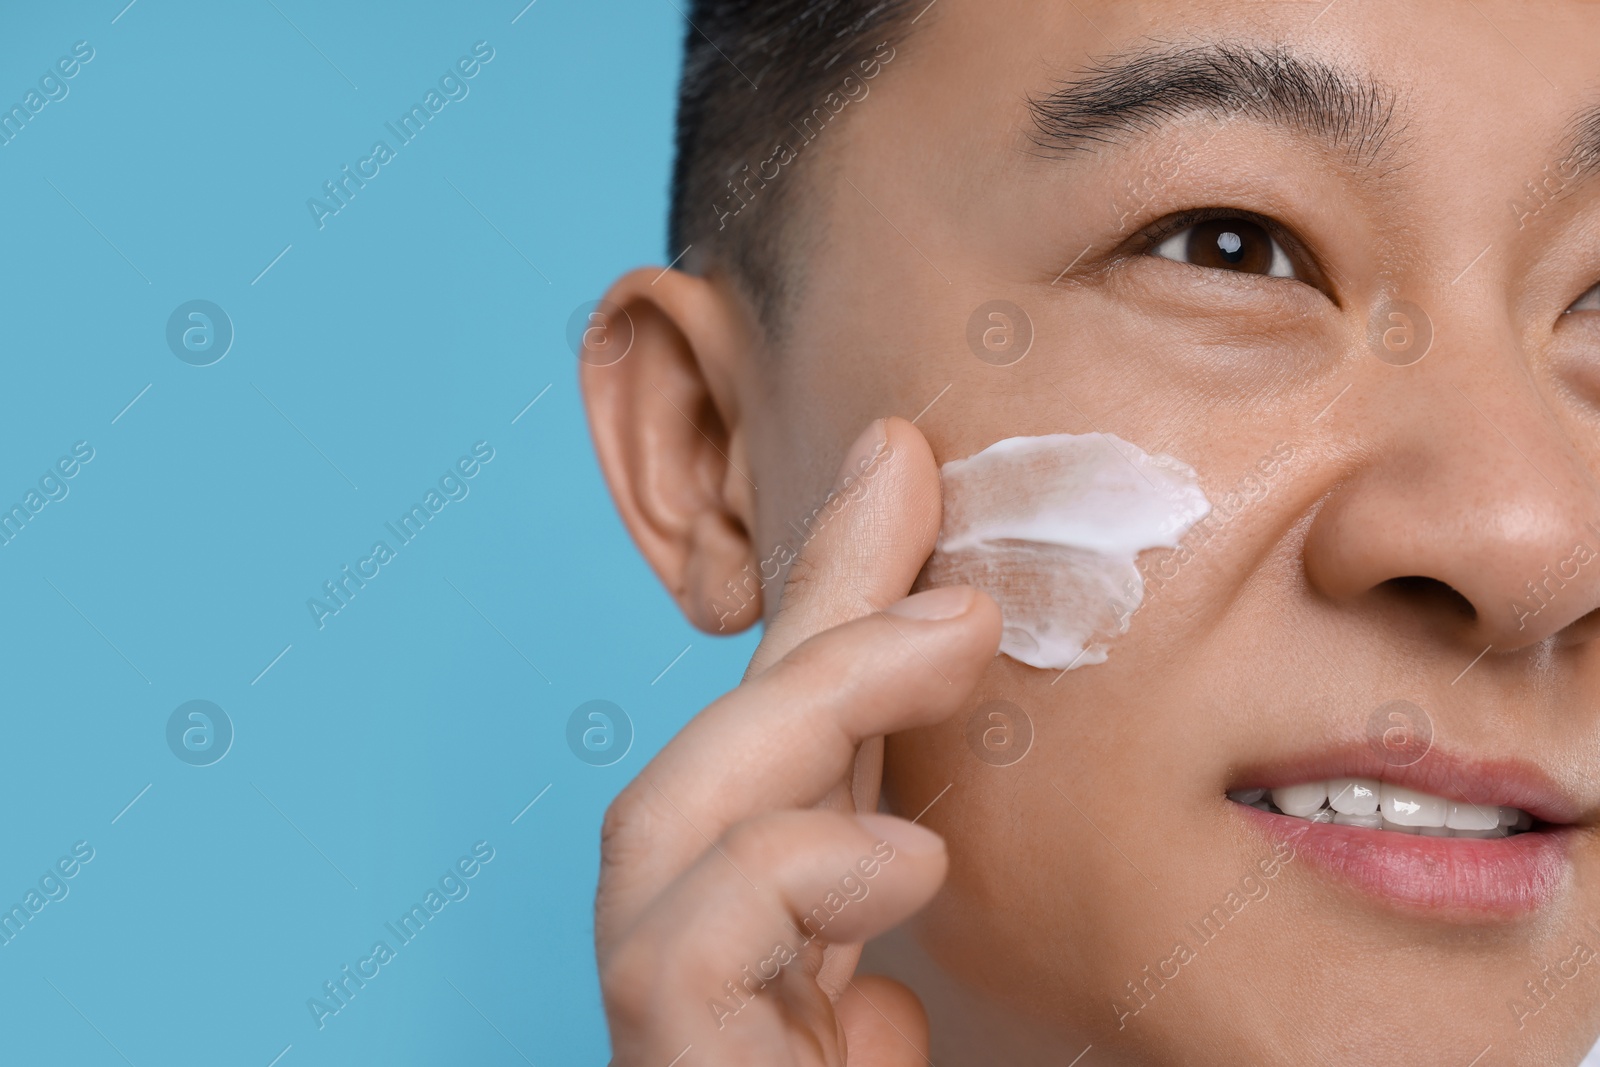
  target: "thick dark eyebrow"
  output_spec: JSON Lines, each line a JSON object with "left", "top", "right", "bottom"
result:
{"left": 1566, "top": 104, "right": 1600, "bottom": 178}
{"left": 1027, "top": 41, "right": 1400, "bottom": 167}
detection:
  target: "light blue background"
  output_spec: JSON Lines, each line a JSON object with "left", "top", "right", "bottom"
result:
{"left": 0, "top": 2, "right": 753, "bottom": 1063}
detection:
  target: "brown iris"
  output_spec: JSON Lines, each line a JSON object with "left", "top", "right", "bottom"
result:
{"left": 1182, "top": 218, "right": 1276, "bottom": 274}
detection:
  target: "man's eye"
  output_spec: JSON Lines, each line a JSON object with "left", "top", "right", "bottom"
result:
{"left": 1567, "top": 283, "right": 1600, "bottom": 313}
{"left": 1149, "top": 217, "right": 1296, "bottom": 279}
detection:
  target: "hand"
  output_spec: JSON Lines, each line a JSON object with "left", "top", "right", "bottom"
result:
{"left": 596, "top": 416, "right": 1002, "bottom": 1066}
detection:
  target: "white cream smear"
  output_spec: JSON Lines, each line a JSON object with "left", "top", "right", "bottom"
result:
{"left": 919, "top": 433, "right": 1211, "bottom": 670}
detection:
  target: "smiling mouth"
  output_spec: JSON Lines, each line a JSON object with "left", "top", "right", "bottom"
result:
{"left": 1225, "top": 756, "right": 1578, "bottom": 918}
{"left": 1227, "top": 780, "right": 1536, "bottom": 838}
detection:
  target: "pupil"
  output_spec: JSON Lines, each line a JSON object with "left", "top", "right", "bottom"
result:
{"left": 1187, "top": 218, "right": 1274, "bottom": 274}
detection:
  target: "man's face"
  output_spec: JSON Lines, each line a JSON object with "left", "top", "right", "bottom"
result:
{"left": 739, "top": 0, "right": 1600, "bottom": 1060}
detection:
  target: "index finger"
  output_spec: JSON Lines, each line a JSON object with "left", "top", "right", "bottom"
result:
{"left": 743, "top": 416, "right": 945, "bottom": 678}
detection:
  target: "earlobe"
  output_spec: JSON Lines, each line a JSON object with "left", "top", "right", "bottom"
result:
{"left": 579, "top": 266, "right": 765, "bottom": 634}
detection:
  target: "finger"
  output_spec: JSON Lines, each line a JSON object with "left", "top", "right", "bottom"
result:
{"left": 601, "top": 812, "right": 944, "bottom": 1067}
{"left": 837, "top": 975, "right": 931, "bottom": 1067}
{"left": 597, "top": 584, "right": 1000, "bottom": 942}
{"left": 745, "top": 416, "right": 944, "bottom": 679}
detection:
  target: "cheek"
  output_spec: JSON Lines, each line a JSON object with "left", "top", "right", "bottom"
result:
{"left": 884, "top": 721, "right": 1162, "bottom": 1027}
{"left": 915, "top": 432, "right": 1211, "bottom": 670}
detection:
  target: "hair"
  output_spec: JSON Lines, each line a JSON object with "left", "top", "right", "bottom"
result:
{"left": 668, "top": 1, "right": 920, "bottom": 335}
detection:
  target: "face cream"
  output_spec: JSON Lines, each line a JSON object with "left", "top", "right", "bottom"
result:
{"left": 918, "top": 433, "right": 1211, "bottom": 670}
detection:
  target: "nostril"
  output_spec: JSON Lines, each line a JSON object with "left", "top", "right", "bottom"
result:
{"left": 1378, "top": 575, "right": 1477, "bottom": 622}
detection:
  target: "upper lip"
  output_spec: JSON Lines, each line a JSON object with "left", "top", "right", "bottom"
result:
{"left": 1228, "top": 741, "right": 1591, "bottom": 827}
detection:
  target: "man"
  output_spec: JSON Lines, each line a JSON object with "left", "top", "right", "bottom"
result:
{"left": 581, "top": 1, "right": 1600, "bottom": 1062}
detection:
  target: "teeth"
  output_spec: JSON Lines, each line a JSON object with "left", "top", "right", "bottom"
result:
{"left": 1380, "top": 783, "right": 1447, "bottom": 827}
{"left": 1271, "top": 782, "right": 1328, "bottom": 817}
{"left": 1445, "top": 802, "right": 1499, "bottom": 831}
{"left": 1334, "top": 811, "right": 1382, "bottom": 830}
{"left": 1233, "top": 780, "right": 1534, "bottom": 837}
{"left": 1328, "top": 777, "right": 1380, "bottom": 816}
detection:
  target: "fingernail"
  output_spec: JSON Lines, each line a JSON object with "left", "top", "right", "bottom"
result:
{"left": 833, "top": 418, "right": 888, "bottom": 491}
{"left": 884, "top": 585, "right": 973, "bottom": 621}
{"left": 855, "top": 813, "right": 945, "bottom": 856}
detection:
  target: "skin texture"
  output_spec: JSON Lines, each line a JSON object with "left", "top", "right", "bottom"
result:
{"left": 581, "top": 1, "right": 1600, "bottom": 1063}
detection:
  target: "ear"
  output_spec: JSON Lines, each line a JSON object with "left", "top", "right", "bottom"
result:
{"left": 579, "top": 266, "right": 764, "bottom": 635}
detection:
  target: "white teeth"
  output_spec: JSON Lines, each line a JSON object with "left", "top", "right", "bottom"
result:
{"left": 1271, "top": 781, "right": 1328, "bottom": 817}
{"left": 1381, "top": 783, "right": 1447, "bottom": 827}
{"left": 1328, "top": 777, "right": 1380, "bottom": 816}
{"left": 1334, "top": 811, "right": 1383, "bottom": 830}
{"left": 1445, "top": 802, "right": 1500, "bottom": 831}
{"left": 1235, "top": 780, "right": 1533, "bottom": 837}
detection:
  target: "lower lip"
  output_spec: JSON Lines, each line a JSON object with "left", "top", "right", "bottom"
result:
{"left": 1237, "top": 804, "right": 1572, "bottom": 919}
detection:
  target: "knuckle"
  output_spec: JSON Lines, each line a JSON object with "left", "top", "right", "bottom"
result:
{"left": 772, "top": 550, "right": 821, "bottom": 615}
{"left": 599, "top": 784, "right": 661, "bottom": 876}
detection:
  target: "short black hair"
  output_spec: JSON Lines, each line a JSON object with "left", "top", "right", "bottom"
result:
{"left": 668, "top": 1, "right": 919, "bottom": 333}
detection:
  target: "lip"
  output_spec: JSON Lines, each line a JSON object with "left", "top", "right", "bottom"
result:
{"left": 1228, "top": 742, "right": 1588, "bottom": 827}
{"left": 1237, "top": 805, "right": 1572, "bottom": 919}
{"left": 1227, "top": 742, "right": 1585, "bottom": 920}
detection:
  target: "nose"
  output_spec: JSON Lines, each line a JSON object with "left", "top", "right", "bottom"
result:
{"left": 1302, "top": 376, "right": 1600, "bottom": 651}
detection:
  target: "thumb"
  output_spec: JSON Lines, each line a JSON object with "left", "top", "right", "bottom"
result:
{"left": 745, "top": 416, "right": 944, "bottom": 679}
{"left": 837, "top": 974, "right": 933, "bottom": 1066}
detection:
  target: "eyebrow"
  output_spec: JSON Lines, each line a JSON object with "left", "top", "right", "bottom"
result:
{"left": 1566, "top": 105, "right": 1600, "bottom": 178}
{"left": 1027, "top": 41, "right": 1400, "bottom": 167}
